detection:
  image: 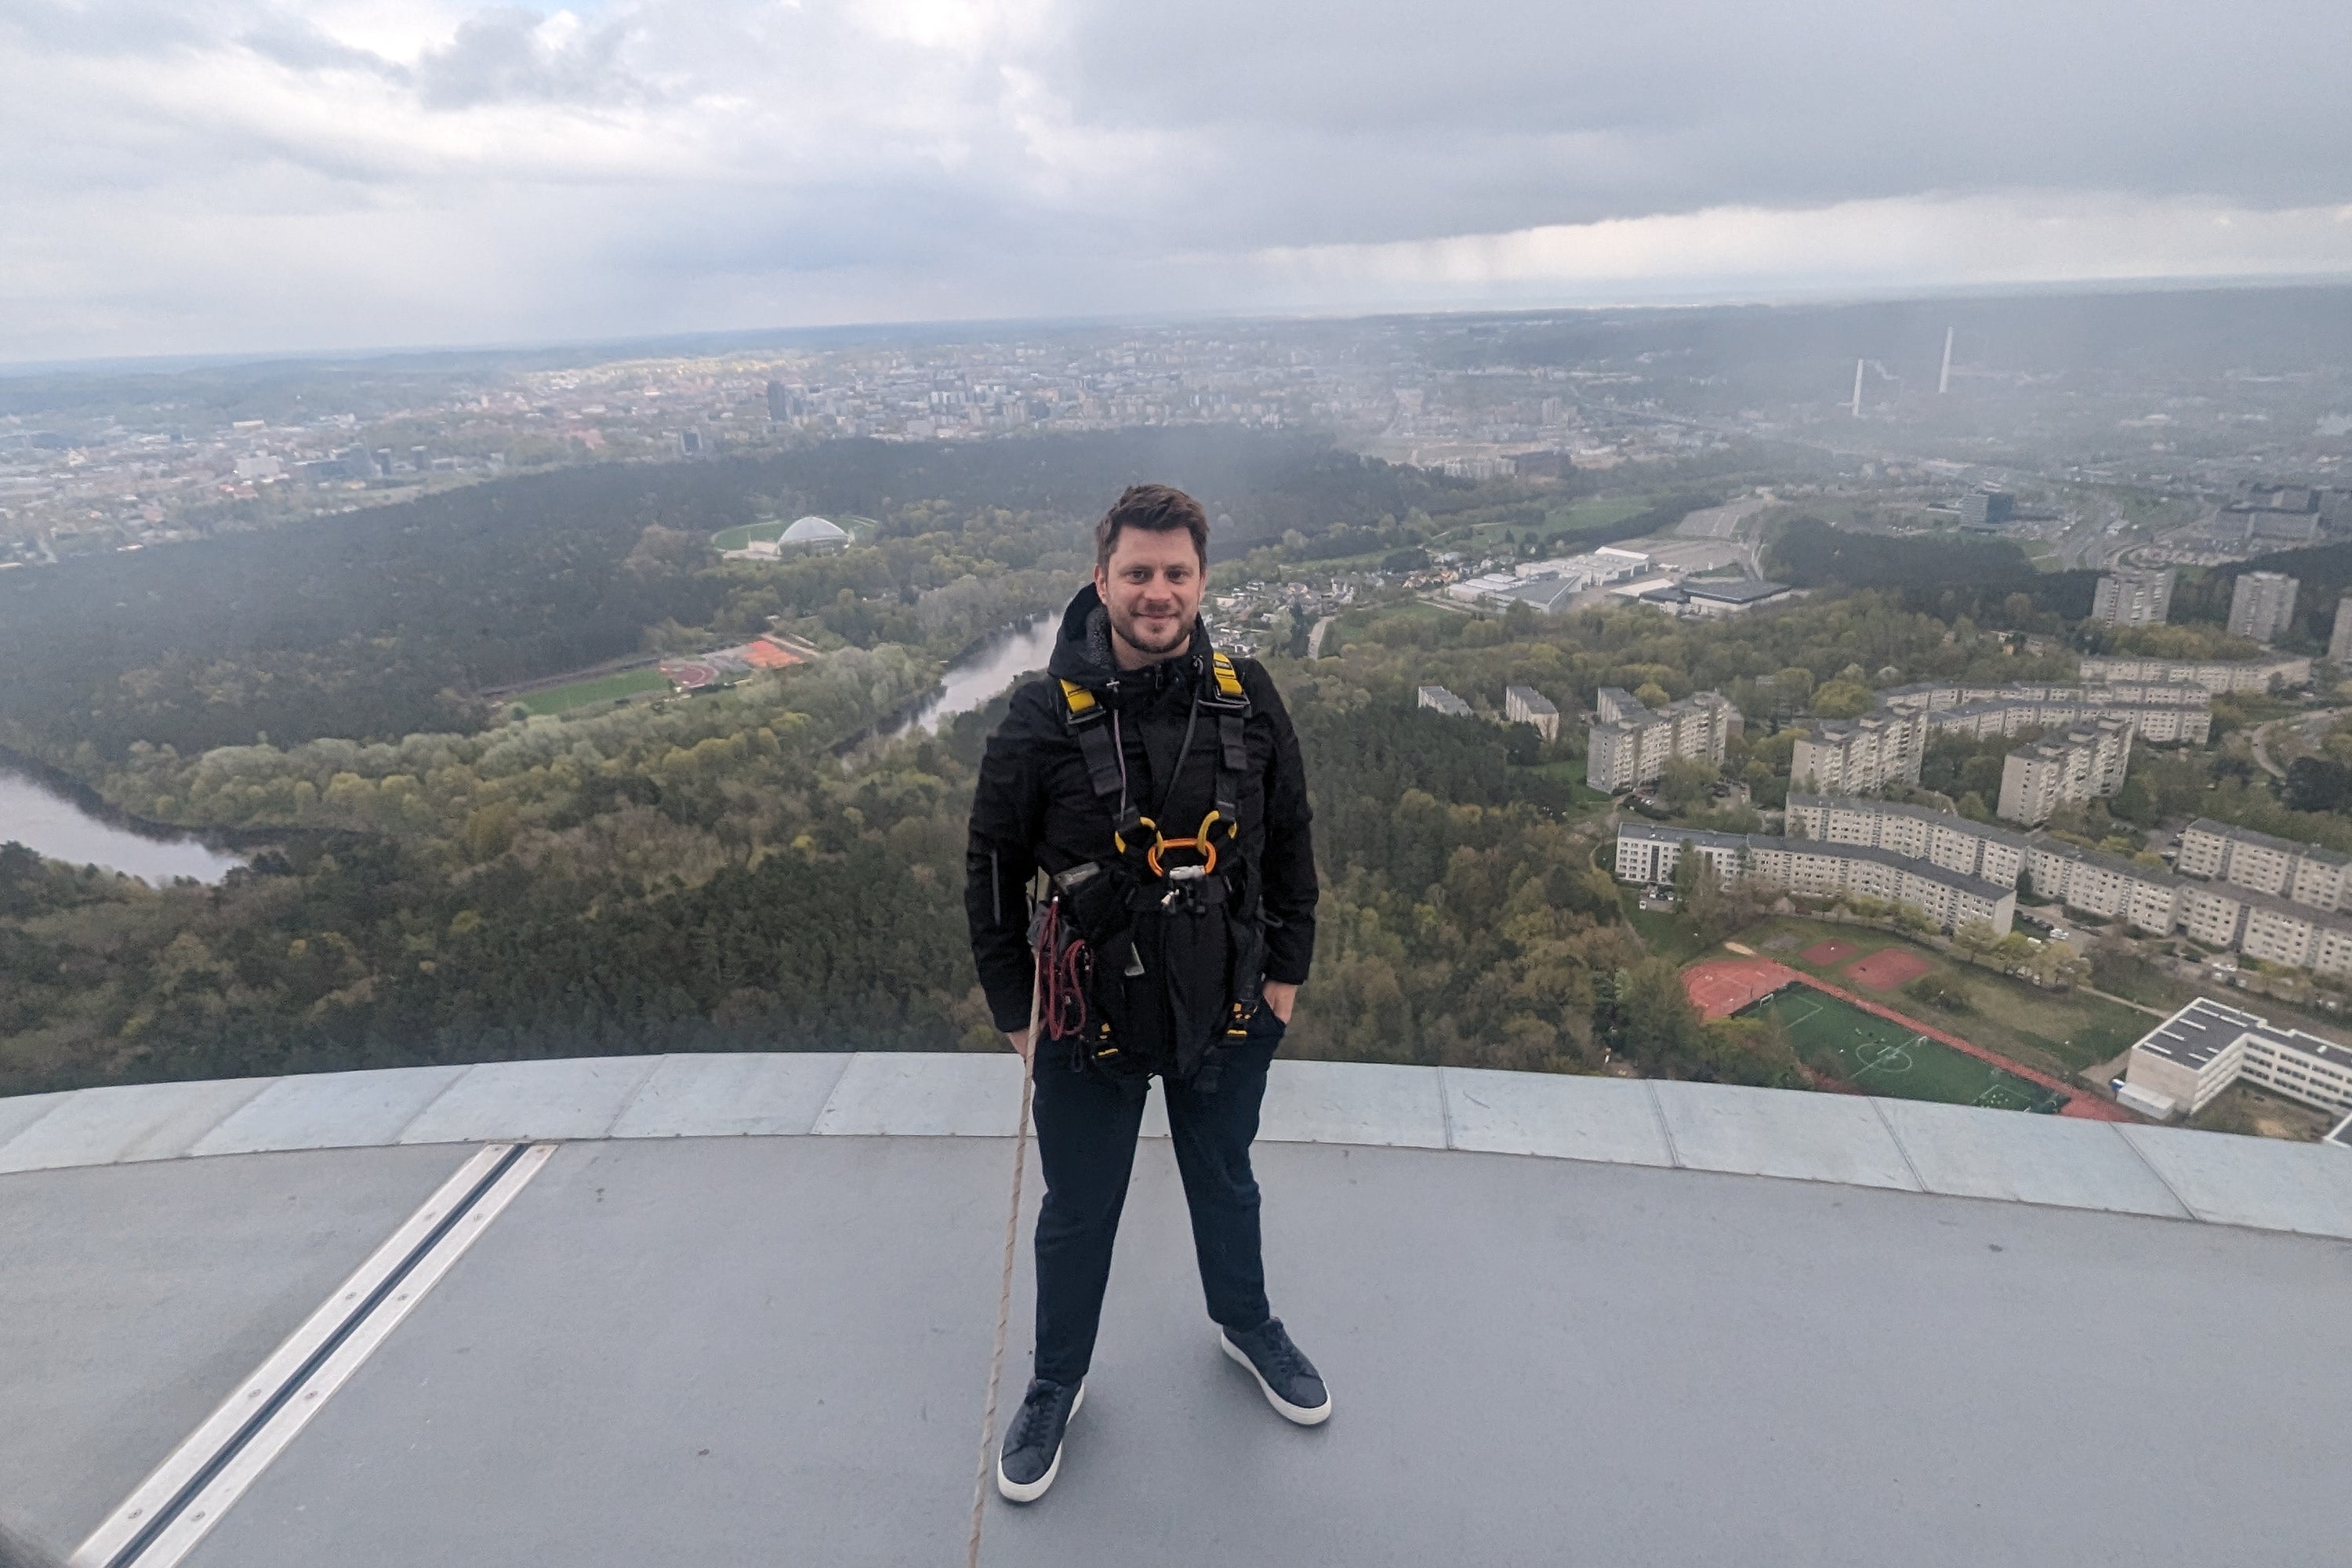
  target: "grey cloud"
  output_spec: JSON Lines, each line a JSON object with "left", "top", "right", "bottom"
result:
{"left": 413, "top": 7, "right": 651, "bottom": 110}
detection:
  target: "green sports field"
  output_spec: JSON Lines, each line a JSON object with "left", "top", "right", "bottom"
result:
{"left": 1743, "top": 987, "right": 2066, "bottom": 1114}
{"left": 513, "top": 668, "right": 668, "bottom": 715}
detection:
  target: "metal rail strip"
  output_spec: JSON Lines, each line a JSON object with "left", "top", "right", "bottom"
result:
{"left": 71, "top": 1142, "right": 555, "bottom": 1568}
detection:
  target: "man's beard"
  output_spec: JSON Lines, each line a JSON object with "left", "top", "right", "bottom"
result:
{"left": 1109, "top": 604, "right": 1190, "bottom": 661}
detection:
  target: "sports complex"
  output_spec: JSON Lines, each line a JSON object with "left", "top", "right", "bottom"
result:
{"left": 1683, "top": 947, "right": 2109, "bottom": 1118}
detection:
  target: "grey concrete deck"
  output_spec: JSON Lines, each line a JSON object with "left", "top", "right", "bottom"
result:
{"left": 4, "top": 1055, "right": 2351, "bottom": 1566}
{"left": 5, "top": 1053, "right": 2350, "bottom": 1237}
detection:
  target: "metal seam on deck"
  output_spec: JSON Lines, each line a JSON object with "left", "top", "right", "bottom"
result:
{"left": 71, "top": 1143, "right": 550, "bottom": 1568}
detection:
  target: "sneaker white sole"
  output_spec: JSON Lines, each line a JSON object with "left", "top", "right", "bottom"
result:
{"left": 1218, "top": 1330, "right": 1333, "bottom": 1426}
{"left": 995, "top": 1382, "right": 1084, "bottom": 1503}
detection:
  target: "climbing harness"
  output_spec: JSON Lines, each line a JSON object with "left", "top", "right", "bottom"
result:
{"left": 1039, "top": 650, "right": 1265, "bottom": 1077}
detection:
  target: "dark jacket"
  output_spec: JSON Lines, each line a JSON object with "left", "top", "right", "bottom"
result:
{"left": 965, "top": 584, "right": 1319, "bottom": 1033}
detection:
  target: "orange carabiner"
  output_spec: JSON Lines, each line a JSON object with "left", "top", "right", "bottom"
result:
{"left": 1145, "top": 810, "right": 1223, "bottom": 878}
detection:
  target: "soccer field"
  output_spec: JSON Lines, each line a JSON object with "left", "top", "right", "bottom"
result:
{"left": 1744, "top": 988, "right": 2066, "bottom": 1114}
{"left": 514, "top": 668, "right": 669, "bottom": 715}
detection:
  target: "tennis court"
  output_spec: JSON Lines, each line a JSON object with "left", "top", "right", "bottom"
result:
{"left": 1743, "top": 988, "right": 2067, "bottom": 1114}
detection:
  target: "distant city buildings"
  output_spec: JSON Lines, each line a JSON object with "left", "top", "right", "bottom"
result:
{"left": 1586, "top": 687, "right": 1740, "bottom": 793}
{"left": 1504, "top": 685, "right": 1559, "bottom": 742}
{"left": 1416, "top": 684, "right": 1472, "bottom": 718}
{"left": 1995, "top": 718, "right": 2132, "bottom": 826}
{"left": 2122, "top": 996, "right": 2352, "bottom": 1120}
{"left": 2227, "top": 571, "right": 2299, "bottom": 644}
{"left": 2090, "top": 568, "right": 2174, "bottom": 627}
{"left": 2331, "top": 594, "right": 2352, "bottom": 664}
{"left": 1959, "top": 486, "right": 2014, "bottom": 528}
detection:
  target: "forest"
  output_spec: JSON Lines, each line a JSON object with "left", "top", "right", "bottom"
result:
{"left": 11, "top": 429, "right": 2352, "bottom": 1100}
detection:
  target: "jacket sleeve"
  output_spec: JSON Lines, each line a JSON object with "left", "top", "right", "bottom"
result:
{"left": 965, "top": 688, "right": 1048, "bottom": 1033}
{"left": 1250, "top": 668, "right": 1319, "bottom": 985}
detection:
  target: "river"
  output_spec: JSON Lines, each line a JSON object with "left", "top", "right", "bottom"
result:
{"left": 0, "top": 763, "right": 247, "bottom": 884}
{"left": 882, "top": 612, "right": 1060, "bottom": 739}
{"left": 2, "top": 615, "right": 1062, "bottom": 879}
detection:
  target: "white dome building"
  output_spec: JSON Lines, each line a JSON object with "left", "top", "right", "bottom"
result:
{"left": 779, "top": 515, "right": 849, "bottom": 551}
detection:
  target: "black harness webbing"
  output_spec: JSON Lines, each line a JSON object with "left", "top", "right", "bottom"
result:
{"left": 1060, "top": 652, "right": 1251, "bottom": 845}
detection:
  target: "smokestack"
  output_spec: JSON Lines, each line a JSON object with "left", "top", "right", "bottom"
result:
{"left": 1938, "top": 326, "right": 1955, "bottom": 395}
{"left": 1851, "top": 358, "right": 1865, "bottom": 419}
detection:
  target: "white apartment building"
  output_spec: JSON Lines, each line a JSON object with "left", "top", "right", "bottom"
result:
{"left": 2175, "top": 818, "right": 2351, "bottom": 913}
{"left": 2330, "top": 593, "right": 2352, "bottom": 665}
{"left": 1785, "top": 794, "right": 2028, "bottom": 887}
{"left": 1781, "top": 793, "right": 2352, "bottom": 982}
{"left": 2227, "top": 571, "right": 2299, "bottom": 645}
{"left": 1504, "top": 684, "right": 1560, "bottom": 742}
{"left": 1585, "top": 688, "right": 1740, "bottom": 793}
{"left": 2091, "top": 569, "right": 2175, "bottom": 627}
{"left": 2021, "top": 840, "right": 2185, "bottom": 935}
{"left": 1613, "top": 823, "right": 2015, "bottom": 936}
{"left": 1996, "top": 717, "right": 2132, "bottom": 826}
{"left": 1876, "top": 680, "right": 2211, "bottom": 746}
{"left": 2123, "top": 996, "right": 2352, "bottom": 1120}
{"left": 1789, "top": 710, "right": 1928, "bottom": 795}
{"left": 2077, "top": 653, "right": 2311, "bottom": 695}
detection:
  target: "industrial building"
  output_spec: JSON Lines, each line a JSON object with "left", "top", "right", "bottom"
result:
{"left": 2090, "top": 569, "right": 2174, "bottom": 628}
{"left": 1584, "top": 688, "right": 1740, "bottom": 793}
{"left": 2227, "top": 571, "right": 2299, "bottom": 644}
{"left": 2122, "top": 996, "right": 2352, "bottom": 1120}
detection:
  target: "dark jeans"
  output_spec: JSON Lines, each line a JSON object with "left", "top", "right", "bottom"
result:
{"left": 1029, "top": 1013, "right": 1283, "bottom": 1385}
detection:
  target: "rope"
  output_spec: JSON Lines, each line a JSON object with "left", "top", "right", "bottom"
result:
{"left": 966, "top": 933, "right": 1043, "bottom": 1568}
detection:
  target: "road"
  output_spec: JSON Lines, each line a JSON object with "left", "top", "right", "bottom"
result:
{"left": 2251, "top": 707, "right": 2342, "bottom": 779}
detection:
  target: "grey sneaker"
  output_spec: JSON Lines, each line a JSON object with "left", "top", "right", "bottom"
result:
{"left": 996, "top": 1377, "right": 1085, "bottom": 1502}
{"left": 1218, "top": 1318, "right": 1331, "bottom": 1425}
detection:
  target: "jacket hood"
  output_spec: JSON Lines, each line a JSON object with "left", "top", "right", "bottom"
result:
{"left": 1046, "top": 582, "right": 1210, "bottom": 688}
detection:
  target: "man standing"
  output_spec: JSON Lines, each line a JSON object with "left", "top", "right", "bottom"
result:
{"left": 966, "top": 484, "right": 1326, "bottom": 1503}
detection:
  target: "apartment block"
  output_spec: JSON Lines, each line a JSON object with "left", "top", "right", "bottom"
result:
{"left": 1875, "top": 680, "right": 2210, "bottom": 746}
{"left": 2021, "top": 839, "right": 2185, "bottom": 935}
{"left": 1585, "top": 688, "right": 1740, "bottom": 793}
{"left": 1504, "top": 684, "right": 1560, "bottom": 742}
{"left": 1613, "top": 823, "right": 2014, "bottom": 935}
{"left": 2077, "top": 653, "right": 2311, "bottom": 695}
{"left": 2091, "top": 568, "right": 2174, "bottom": 627}
{"left": 1782, "top": 793, "right": 2352, "bottom": 983}
{"left": 2124, "top": 996, "right": 2352, "bottom": 1120}
{"left": 1784, "top": 793, "right": 2028, "bottom": 887}
{"left": 1789, "top": 710, "right": 1926, "bottom": 795}
{"left": 1997, "top": 718, "right": 2132, "bottom": 826}
{"left": 2227, "top": 571, "right": 2299, "bottom": 645}
{"left": 2175, "top": 818, "right": 2350, "bottom": 913}
{"left": 1417, "top": 684, "right": 1472, "bottom": 717}
{"left": 2330, "top": 593, "right": 2352, "bottom": 665}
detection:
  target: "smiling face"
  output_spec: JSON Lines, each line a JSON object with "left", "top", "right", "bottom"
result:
{"left": 1094, "top": 524, "right": 1204, "bottom": 670}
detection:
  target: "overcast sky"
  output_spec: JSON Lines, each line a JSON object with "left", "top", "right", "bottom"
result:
{"left": 5, "top": 0, "right": 2351, "bottom": 361}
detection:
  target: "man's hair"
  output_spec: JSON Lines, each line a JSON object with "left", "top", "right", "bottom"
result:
{"left": 1094, "top": 484, "right": 1209, "bottom": 572}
